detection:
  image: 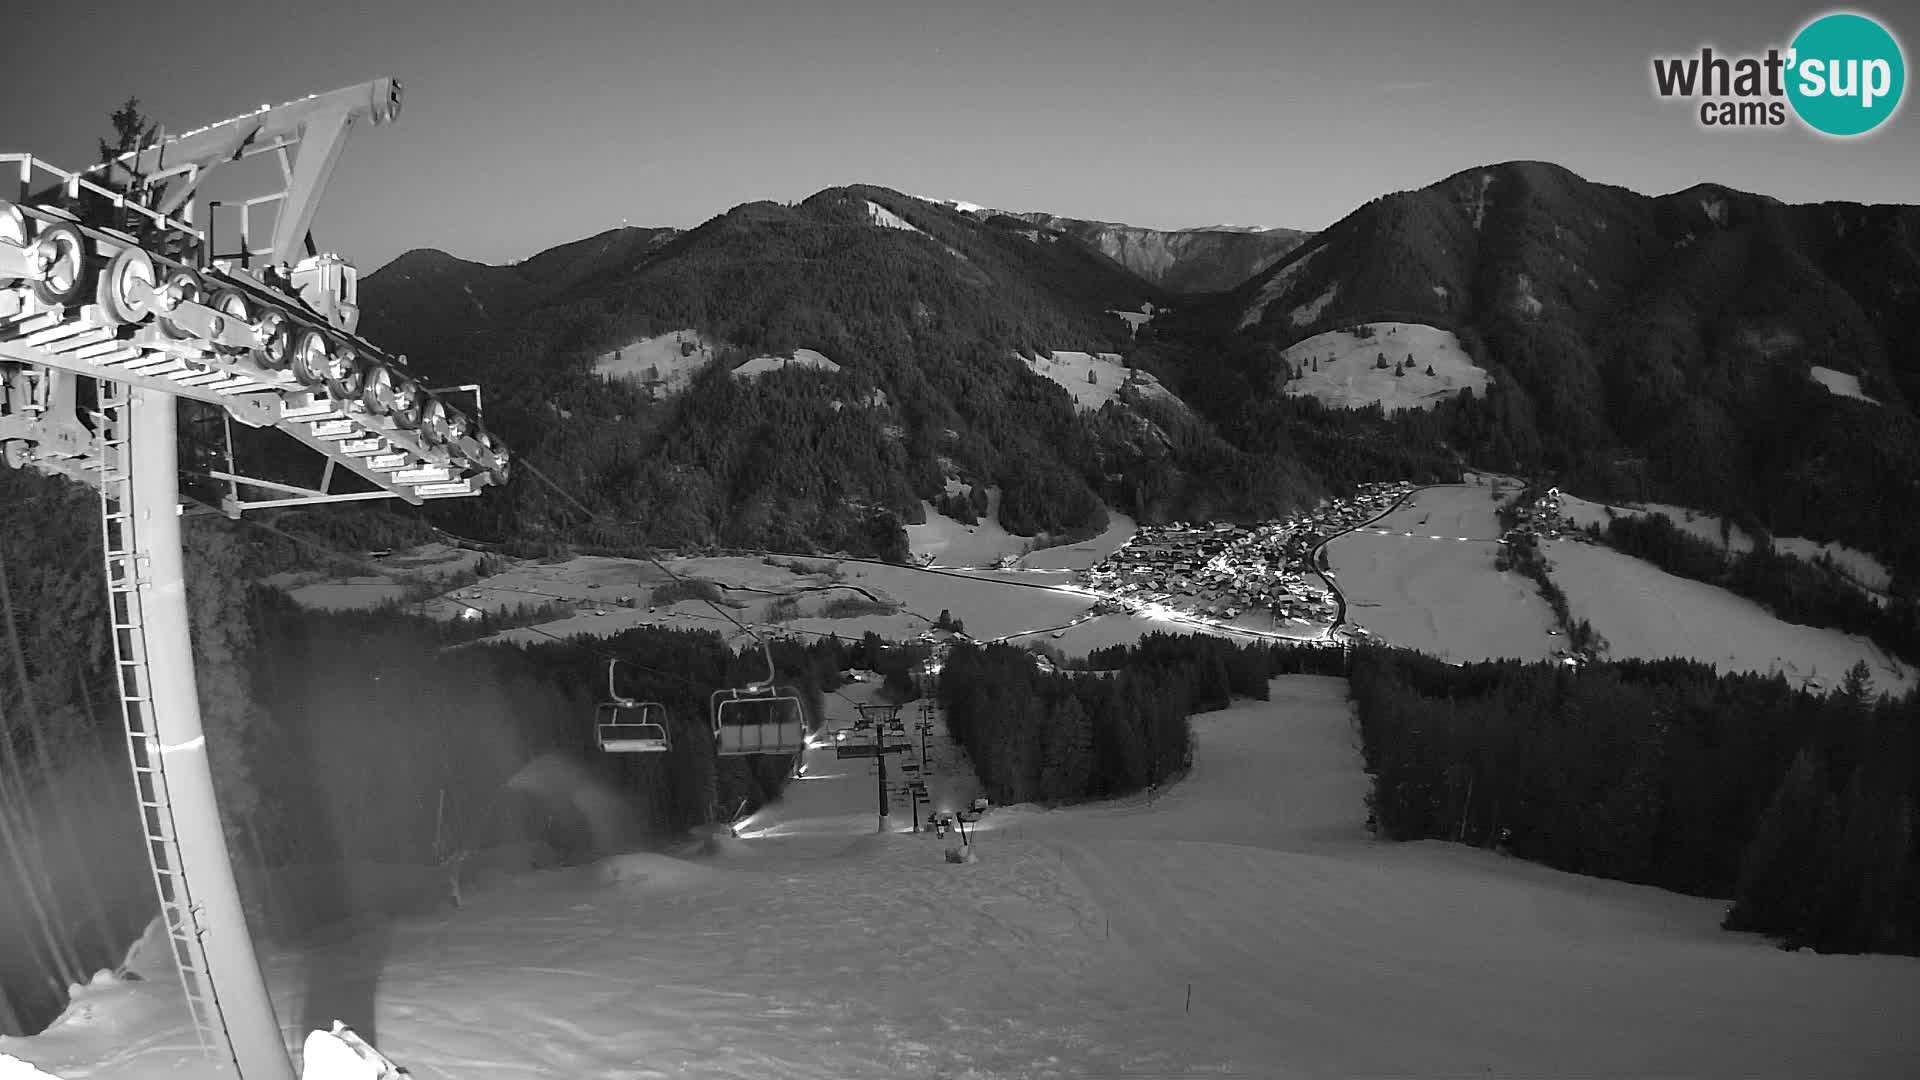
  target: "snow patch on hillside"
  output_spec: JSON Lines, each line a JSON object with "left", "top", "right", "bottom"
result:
{"left": 1238, "top": 248, "right": 1318, "bottom": 330}
{"left": 1702, "top": 198, "right": 1727, "bottom": 225}
{"left": 595, "top": 331, "right": 716, "bottom": 394}
{"left": 1279, "top": 323, "right": 1489, "bottom": 414}
{"left": 731, "top": 348, "right": 842, "bottom": 379}
{"left": 1019, "top": 350, "right": 1180, "bottom": 413}
{"left": 864, "top": 200, "right": 922, "bottom": 233}
{"left": 1110, "top": 301, "right": 1162, "bottom": 338}
{"left": 1467, "top": 171, "right": 1494, "bottom": 230}
{"left": 1289, "top": 281, "right": 1338, "bottom": 327}
{"left": 909, "top": 193, "right": 989, "bottom": 215}
{"left": 1809, "top": 365, "right": 1880, "bottom": 405}
{"left": 1513, "top": 274, "right": 1543, "bottom": 317}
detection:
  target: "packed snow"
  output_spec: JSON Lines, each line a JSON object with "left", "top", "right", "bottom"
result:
{"left": 1279, "top": 322, "right": 1490, "bottom": 414}
{"left": 10, "top": 676, "right": 1919, "bottom": 1078}
{"left": 1326, "top": 485, "right": 1561, "bottom": 662}
{"left": 594, "top": 332, "right": 716, "bottom": 395}
{"left": 1809, "top": 365, "right": 1881, "bottom": 405}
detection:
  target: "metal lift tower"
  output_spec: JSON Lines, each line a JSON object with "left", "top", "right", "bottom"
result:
{"left": 0, "top": 79, "right": 509, "bottom": 1079}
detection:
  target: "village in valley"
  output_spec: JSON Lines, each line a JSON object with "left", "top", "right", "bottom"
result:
{"left": 1074, "top": 480, "right": 1416, "bottom": 635}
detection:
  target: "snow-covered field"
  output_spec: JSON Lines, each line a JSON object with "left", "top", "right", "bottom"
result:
{"left": 593, "top": 336, "right": 841, "bottom": 390}
{"left": 12, "top": 675, "right": 1919, "bottom": 1079}
{"left": 1016, "top": 351, "right": 1180, "bottom": 413}
{"left": 906, "top": 495, "right": 1137, "bottom": 574}
{"left": 729, "top": 348, "right": 840, "bottom": 380}
{"left": 1809, "top": 364, "right": 1880, "bottom": 405}
{"left": 1010, "top": 511, "right": 1135, "bottom": 572}
{"left": 1327, "top": 485, "right": 1562, "bottom": 662}
{"left": 904, "top": 490, "right": 1025, "bottom": 568}
{"left": 1554, "top": 495, "right": 1894, "bottom": 596}
{"left": 1545, "top": 539, "right": 1914, "bottom": 694}
{"left": 1279, "top": 322, "right": 1489, "bottom": 414}
{"left": 593, "top": 332, "right": 716, "bottom": 394}
{"left": 259, "top": 544, "right": 483, "bottom": 612}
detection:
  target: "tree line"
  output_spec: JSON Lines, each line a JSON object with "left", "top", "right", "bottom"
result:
{"left": 939, "top": 633, "right": 1349, "bottom": 806}
{"left": 1349, "top": 644, "right": 1918, "bottom": 954}
{"left": 1593, "top": 512, "right": 1920, "bottom": 666}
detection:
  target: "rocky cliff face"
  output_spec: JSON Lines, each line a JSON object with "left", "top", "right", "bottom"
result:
{"left": 1004, "top": 213, "right": 1309, "bottom": 294}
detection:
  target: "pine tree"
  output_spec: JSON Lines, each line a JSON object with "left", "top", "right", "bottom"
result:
{"left": 1425, "top": 364, "right": 1435, "bottom": 377}
{"left": 1726, "top": 748, "right": 1837, "bottom": 943}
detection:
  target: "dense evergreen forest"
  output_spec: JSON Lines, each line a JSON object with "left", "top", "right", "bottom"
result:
{"left": 937, "top": 635, "right": 1348, "bottom": 806}
{"left": 1349, "top": 645, "right": 1919, "bottom": 954}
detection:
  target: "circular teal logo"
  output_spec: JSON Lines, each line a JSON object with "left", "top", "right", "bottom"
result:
{"left": 1787, "top": 12, "right": 1906, "bottom": 136}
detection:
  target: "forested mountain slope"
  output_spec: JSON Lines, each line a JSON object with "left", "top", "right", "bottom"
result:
{"left": 1189, "top": 161, "right": 1920, "bottom": 582}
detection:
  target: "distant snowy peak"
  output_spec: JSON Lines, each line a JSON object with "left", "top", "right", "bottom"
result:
{"left": 909, "top": 193, "right": 991, "bottom": 215}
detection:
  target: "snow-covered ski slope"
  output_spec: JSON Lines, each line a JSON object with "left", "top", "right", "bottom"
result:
{"left": 6, "top": 677, "right": 1918, "bottom": 1078}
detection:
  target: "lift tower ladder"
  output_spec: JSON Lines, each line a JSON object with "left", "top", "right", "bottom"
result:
{"left": 98, "top": 385, "right": 234, "bottom": 1060}
{"left": 1, "top": 77, "right": 510, "bottom": 1080}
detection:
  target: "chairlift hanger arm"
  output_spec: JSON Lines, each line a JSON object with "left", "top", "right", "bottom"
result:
{"left": 96, "top": 80, "right": 400, "bottom": 195}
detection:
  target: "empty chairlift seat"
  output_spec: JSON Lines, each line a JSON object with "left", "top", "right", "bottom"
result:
{"left": 596, "top": 701, "right": 671, "bottom": 753}
{"left": 710, "top": 686, "right": 808, "bottom": 756}
{"left": 594, "top": 658, "right": 671, "bottom": 753}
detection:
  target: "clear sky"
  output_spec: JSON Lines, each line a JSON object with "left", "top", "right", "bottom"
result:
{"left": 4, "top": 0, "right": 1913, "bottom": 272}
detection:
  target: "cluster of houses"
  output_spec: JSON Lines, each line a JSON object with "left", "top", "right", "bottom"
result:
{"left": 1077, "top": 481, "right": 1416, "bottom": 630}
{"left": 1500, "top": 485, "right": 1595, "bottom": 548}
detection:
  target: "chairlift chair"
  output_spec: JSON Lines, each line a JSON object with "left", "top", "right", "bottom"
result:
{"left": 595, "top": 659, "right": 671, "bottom": 753}
{"left": 711, "top": 640, "right": 809, "bottom": 756}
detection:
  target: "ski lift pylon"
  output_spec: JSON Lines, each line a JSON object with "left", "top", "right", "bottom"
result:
{"left": 595, "top": 658, "right": 671, "bottom": 753}
{"left": 711, "top": 639, "right": 808, "bottom": 756}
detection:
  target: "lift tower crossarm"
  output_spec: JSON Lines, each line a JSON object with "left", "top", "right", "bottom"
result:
{"left": 91, "top": 79, "right": 403, "bottom": 264}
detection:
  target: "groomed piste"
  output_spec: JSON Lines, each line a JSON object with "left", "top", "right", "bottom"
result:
{"left": 7, "top": 675, "right": 1918, "bottom": 1078}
